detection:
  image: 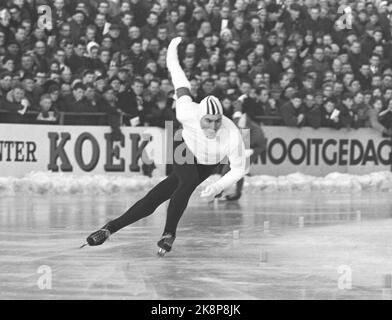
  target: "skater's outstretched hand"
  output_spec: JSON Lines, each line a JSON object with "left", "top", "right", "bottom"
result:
{"left": 201, "top": 184, "right": 221, "bottom": 199}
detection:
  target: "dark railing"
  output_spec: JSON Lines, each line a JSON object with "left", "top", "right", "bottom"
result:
{"left": 58, "top": 111, "right": 117, "bottom": 126}
{"left": 0, "top": 109, "right": 284, "bottom": 127}
{"left": 254, "top": 115, "right": 284, "bottom": 126}
{"left": 0, "top": 110, "right": 119, "bottom": 126}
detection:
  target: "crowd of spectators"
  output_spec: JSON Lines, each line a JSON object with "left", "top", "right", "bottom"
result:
{"left": 0, "top": 0, "right": 392, "bottom": 137}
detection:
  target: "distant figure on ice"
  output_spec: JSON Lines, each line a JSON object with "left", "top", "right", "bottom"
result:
{"left": 84, "top": 37, "right": 248, "bottom": 256}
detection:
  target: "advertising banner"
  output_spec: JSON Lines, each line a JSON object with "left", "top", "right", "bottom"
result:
{"left": 0, "top": 124, "right": 166, "bottom": 177}
{"left": 1, "top": 124, "right": 391, "bottom": 177}
{"left": 250, "top": 127, "right": 392, "bottom": 176}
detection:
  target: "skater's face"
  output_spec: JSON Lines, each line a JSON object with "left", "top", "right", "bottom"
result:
{"left": 200, "top": 114, "right": 222, "bottom": 139}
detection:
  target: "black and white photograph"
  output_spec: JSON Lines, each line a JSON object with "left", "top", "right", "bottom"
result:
{"left": 1, "top": 0, "right": 392, "bottom": 305}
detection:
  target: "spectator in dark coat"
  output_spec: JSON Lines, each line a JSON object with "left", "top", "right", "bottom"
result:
{"left": 303, "top": 92, "right": 321, "bottom": 128}
{"left": 36, "top": 94, "right": 58, "bottom": 122}
{"left": 312, "top": 45, "right": 329, "bottom": 75}
{"left": 187, "top": 7, "right": 205, "bottom": 39}
{"left": 0, "top": 84, "right": 28, "bottom": 113}
{"left": 282, "top": 3, "right": 306, "bottom": 36}
{"left": 0, "top": 8, "right": 15, "bottom": 45}
{"left": 263, "top": 48, "right": 282, "bottom": 84}
{"left": 117, "top": 77, "right": 151, "bottom": 126}
{"left": 230, "top": 15, "right": 251, "bottom": 46}
{"left": 108, "top": 24, "right": 128, "bottom": 52}
{"left": 130, "top": 0, "right": 150, "bottom": 28}
{"left": 97, "top": 86, "right": 123, "bottom": 141}
{"left": 220, "top": 95, "right": 234, "bottom": 119}
{"left": 66, "top": 41, "right": 87, "bottom": 75}
{"left": 367, "top": 98, "right": 392, "bottom": 136}
{"left": 69, "top": 10, "right": 86, "bottom": 43}
{"left": 303, "top": 6, "right": 324, "bottom": 35}
{"left": 31, "top": 40, "right": 50, "bottom": 73}
{"left": 378, "top": 99, "right": 392, "bottom": 132}
{"left": 340, "top": 93, "right": 359, "bottom": 129}
{"left": 210, "top": 4, "right": 232, "bottom": 34}
{"left": 321, "top": 99, "right": 341, "bottom": 129}
{"left": 53, "top": 0, "right": 70, "bottom": 26}
{"left": 93, "top": 13, "right": 108, "bottom": 44}
{"left": 256, "top": 87, "right": 274, "bottom": 120}
{"left": 0, "top": 71, "right": 12, "bottom": 97}
{"left": 348, "top": 41, "right": 368, "bottom": 74}
{"left": 140, "top": 12, "right": 159, "bottom": 40}
{"left": 352, "top": 92, "right": 371, "bottom": 127}
{"left": 237, "top": 85, "right": 267, "bottom": 124}
{"left": 48, "top": 84, "right": 67, "bottom": 113}
{"left": 84, "top": 84, "right": 101, "bottom": 111}
{"left": 65, "top": 82, "right": 95, "bottom": 113}
{"left": 22, "top": 73, "right": 40, "bottom": 109}
{"left": 356, "top": 64, "right": 372, "bottom": 91}
{"left": 128, "top": 41, "right": 148, "bottom": 75}
{"left": 196, "top": 78, "right": 215, "bottom": 102}
{"left": 148, "top": 93, "right": 174, "bottom": 128}
{"left": 279, "top": 93, "right": 305, "bottom": 127}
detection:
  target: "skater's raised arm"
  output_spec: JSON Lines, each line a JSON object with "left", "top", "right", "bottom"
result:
{"left": 166, "top": 37, "right": 191, "bottom": 96}
{"left": 166, "top": 37, "right": 197, "bottom": 123}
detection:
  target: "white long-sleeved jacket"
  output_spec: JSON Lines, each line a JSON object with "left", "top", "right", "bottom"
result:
{"left": 176, "top": 95, "right": 249, "bottom": 192}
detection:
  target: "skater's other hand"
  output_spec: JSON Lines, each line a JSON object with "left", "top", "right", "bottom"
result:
{"left": 245, "top": 149, "right": 254, "bottom": 158}
{"left": 201, "top": 184, "right": 220, "bottom": 199}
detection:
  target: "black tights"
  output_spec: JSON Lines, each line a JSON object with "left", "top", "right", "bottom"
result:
{"left": 108, "top": 141, "right": 218, "bottom": 235}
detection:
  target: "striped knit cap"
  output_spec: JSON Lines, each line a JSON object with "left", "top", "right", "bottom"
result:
{"left": 198, "top": 95, "right": 224, "bottom": 119}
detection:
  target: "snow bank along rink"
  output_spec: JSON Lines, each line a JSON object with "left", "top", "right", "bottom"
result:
{"left": 1, "top": 171, "right": 392, "bottom": 195}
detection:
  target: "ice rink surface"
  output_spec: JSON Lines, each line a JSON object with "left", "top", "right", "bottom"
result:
{"left": 1, "top": 191, "right": 392, "bottom": 300}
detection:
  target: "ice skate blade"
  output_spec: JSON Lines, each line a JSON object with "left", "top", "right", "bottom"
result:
{"left": 80, "top": 243, "right": 88, "bottom": 249}
{"left": 157, "top": 248, "right": 167, "bottom": 257}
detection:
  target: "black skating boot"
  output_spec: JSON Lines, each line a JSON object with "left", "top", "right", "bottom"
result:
{"left": 82, "top": 224, "right": 112, "bottom": 248}
{"left": 157, "top": 232, "right": 176, "bottom": 257}
{"left": 225, "top": 192, "right": 242, "bottom": 201}
{"left": 225, "top": 178, "right": 244, "bottom": 201}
